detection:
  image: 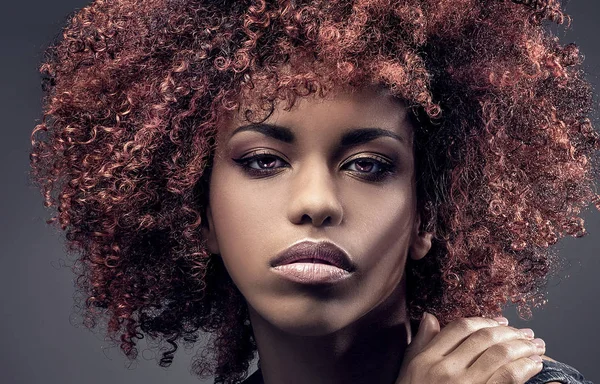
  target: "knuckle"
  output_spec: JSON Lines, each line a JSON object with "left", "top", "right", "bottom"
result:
{"left": 488, "top": 342, "right": 515, "bottom": 359}
{"left": 508, "top": 326, "right": 524, "bottom": 337}
{"left": 452, "top": 317, "right": 479, "bottom": 333}
{"left": 475, "top": 326, "right": 502, "bottom": 343}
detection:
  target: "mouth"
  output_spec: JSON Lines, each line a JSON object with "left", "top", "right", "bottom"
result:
{"left": 270, "top": 240, "right": 356, "bottom": 272}
{"left": 292, "top": 258, "right": 335, "bottom": 265}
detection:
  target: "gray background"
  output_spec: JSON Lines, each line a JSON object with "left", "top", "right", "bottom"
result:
{"left": 1, "top": 1, "right": 599, "bottom": 383}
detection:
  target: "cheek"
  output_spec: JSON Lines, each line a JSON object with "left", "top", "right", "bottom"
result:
{"left": 212, "top": 181, "right": 276, "bottom": 237}
{"left": 350, "top": 198, "right": 414, "bottom": 320}
{"left": 348, "top": 184, "right": 415, "bottom": 279}
{"left": 348, "top": 182, "right": 415, "bottom": 243}
{"left": 362, "top": 204, "right": 413, "bottom": 271}
{"left": 208, "top": 170, "right": 277, "bottom": 275}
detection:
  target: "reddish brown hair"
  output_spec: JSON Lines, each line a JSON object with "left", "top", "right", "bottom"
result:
{"left": 29, "top": 0, "right": 600, "bottom": 383}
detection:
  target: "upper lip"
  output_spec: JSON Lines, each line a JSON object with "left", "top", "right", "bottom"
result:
{"left": 270, "top": 240, "right": 356, "bottom": 272}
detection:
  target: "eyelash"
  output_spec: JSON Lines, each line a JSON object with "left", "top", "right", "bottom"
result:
{"left": 232, "top": 151, "right": 397, "bottom": 182}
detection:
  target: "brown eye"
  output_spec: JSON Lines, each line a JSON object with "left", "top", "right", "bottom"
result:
{"left": 232, "top": 152, "right": 396, "bottom": 182}
{"left": 233, "top": 153, "right": 286, "bottom": 171}
{"left": 232, "top": 152, "right": 289, "bottom": 177}
{"left": 350, "top": 159, "right": 376, "bottom": 173}
{"left": 253, "top": 155, "right": 279, "bottom": 169}
{"left": 342, "top": 155, "right": 396, "bottom": 182}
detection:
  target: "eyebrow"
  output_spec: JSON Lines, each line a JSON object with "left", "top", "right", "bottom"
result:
{"left": 229, "top": 123, "right": 407, "bottom": 148}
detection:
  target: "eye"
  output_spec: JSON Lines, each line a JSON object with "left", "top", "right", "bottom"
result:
{"left": 346, "top": 158, "right": 385, "bottom": 173}
{"left": 343, "top": 154, "right": 397, "bottom": 182}
{"left": 231, "top": 151, "right": 289, "bottom": 176}
{"left": 232, "top": 151, "right": 397, "bottom": 182}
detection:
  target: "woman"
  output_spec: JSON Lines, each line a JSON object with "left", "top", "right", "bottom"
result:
{"left": 29, "top": 0, "right": 598, "bottom": 383}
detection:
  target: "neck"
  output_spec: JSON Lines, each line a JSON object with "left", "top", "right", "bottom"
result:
{"left": 248, "top": 276, "right": 415, "bottom": 384}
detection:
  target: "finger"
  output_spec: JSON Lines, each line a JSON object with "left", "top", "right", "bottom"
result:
{"left": 468, "top": 337, "right": 546, "bottom": 381}
{"left": 484, "top": 356, "right": 544, "bottom": 384}
{"left": 445, "top": 325, "right": 533, "bottom": 367}
{"left": 420, "top": 316, "right": 505, "bottom": 357}
{"left": 398, "top": 312, "right": 440, "bottom": 377}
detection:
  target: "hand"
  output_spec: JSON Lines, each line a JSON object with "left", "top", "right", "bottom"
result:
{"left": 395, "top": 313, "right": 545, "bottom": 384}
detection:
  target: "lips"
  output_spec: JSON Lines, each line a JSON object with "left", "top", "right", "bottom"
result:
{"left": 270, "top": 240, "right": 356, "bottom": 272}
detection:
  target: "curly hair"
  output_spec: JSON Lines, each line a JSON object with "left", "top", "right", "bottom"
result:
{"left": 29, "top": 0, "right": 600, "bottom": 383}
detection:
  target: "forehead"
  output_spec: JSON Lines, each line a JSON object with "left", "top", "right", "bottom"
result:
{"left": 218, "top": 83, "right": 411, "bottom": 142}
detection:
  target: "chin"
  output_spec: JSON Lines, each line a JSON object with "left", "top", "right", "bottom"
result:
{"left": 252, "top": 304, "right": 354, "bottom": 337}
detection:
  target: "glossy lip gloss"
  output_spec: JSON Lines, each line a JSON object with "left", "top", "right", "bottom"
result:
{"left": 272, "top": 262, "right": 353, "bottom": 284}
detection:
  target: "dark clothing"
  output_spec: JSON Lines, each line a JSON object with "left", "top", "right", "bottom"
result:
{"left": 525, "top": 359, "right": 594, "bottom": 384}
{"left": 241, "top": 359, "right": 594, "bottom": 384}
{"left": 241, "top": 368, "right": 262, "bottom": 384}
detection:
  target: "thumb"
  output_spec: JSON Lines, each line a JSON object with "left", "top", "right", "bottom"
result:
{"left": 402, "top": 312, "right": 440, "bottom": 367}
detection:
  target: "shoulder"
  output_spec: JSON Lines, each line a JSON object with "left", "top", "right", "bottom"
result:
{"left": 541, "top": 355, "right": 561, "bottom": 384}
{"left": 526, "top": 356, "right": 594, "bottom": 384}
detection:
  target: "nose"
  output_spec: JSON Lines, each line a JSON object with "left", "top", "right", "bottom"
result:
{"left": 287, "top": 157, "right": 343, "bottom": 227}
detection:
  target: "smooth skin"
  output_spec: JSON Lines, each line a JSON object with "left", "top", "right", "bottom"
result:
{"left": 201, "top": 83, "right": 555, "bottom": 384}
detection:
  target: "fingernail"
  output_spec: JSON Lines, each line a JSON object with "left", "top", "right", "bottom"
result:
{"left": 521, "top": 328, "right": 535, "bottom": 338}
{"left": 532, "top": 338, "right": 545, "bottom": 348}
{"left": 528, "top": 355, "right": 543, "bottom": 363}
{"left": 493, "top": 316, "right": 509, "bottom": 325}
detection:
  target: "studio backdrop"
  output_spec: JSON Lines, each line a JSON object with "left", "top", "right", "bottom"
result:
{"left": 1, "top": 1, "right": 599, "bottom": 383}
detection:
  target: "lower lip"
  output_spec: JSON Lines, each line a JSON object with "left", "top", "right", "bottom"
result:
{"left": 271, "top": 262, "right": 352, "bottom": 284}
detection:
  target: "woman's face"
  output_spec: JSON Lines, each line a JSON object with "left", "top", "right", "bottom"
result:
{"left": 201, "top": 84, "right": 432, "bottom": 336}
